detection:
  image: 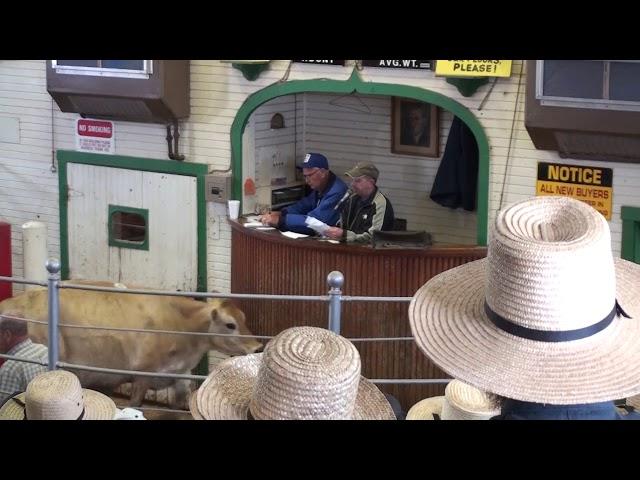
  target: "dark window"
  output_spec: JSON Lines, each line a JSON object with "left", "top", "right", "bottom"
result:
{"left": 108, "top": 205, "right": 149, "bottom": 251}
{"left": 57, "top": 60, "right": 100, "bottom": 68}
{"left": 543, "top": 60, "right": 604, "bottom": 99}
{"left": 102, "top": 60, "right": 145, "bottom": 70}
{"left": 610, "top": 62, "right": 640, "bottom": 101}
{"left": 538, "top": 60, "right": 640, "bottom": 110}
{"left": 52, "top": 60, "right": 151, "bottom": 78}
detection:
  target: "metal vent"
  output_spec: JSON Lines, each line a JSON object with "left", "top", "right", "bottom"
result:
{"left": 68, "top": 95, "right": 154, "bottom": 119}
{"left": 555, "top": 131, "right": 640, "bottom": 162}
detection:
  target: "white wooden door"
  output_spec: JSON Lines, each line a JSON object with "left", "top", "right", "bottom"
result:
{"left": 67, "top": 163, "right": 198, "bottom": 291}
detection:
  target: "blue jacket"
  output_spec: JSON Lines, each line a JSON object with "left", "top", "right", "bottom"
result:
{"left": 491, "top": 399, "right": 640, "bottom": 420}
{"left": 278, "top": 172, "right": 348, "bottom": 235}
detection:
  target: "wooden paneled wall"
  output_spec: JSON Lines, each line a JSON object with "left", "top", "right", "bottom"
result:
{"left": 230, "top": 221, "right": 487, "bottom": 412}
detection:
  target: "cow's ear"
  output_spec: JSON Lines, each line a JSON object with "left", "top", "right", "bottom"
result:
{"left": 217, "top": 299, "right": 234, "bottom": 309}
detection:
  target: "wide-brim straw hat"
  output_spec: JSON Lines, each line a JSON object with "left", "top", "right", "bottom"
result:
{"left": 189, "top": 391, "right": 204, "bottom": 420}
{"left": 409, "top": 196, "right": 640, "bottom": 405}
{"left": 196, "top": 327, "right": 396, "bottom": 420}
{"left": 0, "top": 370, "right": 116, "bottom": 420}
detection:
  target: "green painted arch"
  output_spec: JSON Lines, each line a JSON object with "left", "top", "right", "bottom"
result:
{"left": 230, "top": 71, "right": 490, "bottom": 245}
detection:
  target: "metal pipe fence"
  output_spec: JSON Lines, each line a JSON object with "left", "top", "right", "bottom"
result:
{"left": 0, "top": 260, "right": 453, "bottom": 410}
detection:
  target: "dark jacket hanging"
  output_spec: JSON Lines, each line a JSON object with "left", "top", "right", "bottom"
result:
{"left": 430, "top": 116, "right": 479, "bottom": 211}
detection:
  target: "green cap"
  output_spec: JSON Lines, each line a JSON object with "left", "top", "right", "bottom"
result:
{"left": 345, "top": 162, "right": 379, "bottom": 181}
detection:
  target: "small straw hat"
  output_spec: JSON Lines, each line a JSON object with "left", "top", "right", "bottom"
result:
{"left": 407, "top": 380, "right": 501, "bottom": 420}
{"left": 0, "top": 370, "right": 116, "bottom": 420}
{"left": 409, "top": 196, "right": 640, "bottom": 405}
{"left": 195, "top": 326, "right": 396, "bottom": 420}
{"left": 406, "top": 396, "right": 444, "bottom": 420}
{"left": 625, "top": 394, "right": 640, "bottom": 412}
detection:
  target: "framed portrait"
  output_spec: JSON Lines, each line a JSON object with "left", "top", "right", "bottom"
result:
{"left": 391, "top": 97, "right": 439, "bottom": 157}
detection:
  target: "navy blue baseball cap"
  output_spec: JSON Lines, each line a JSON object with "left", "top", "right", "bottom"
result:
{"left": 297, "top": 153, "right": 329, "bottom": 170}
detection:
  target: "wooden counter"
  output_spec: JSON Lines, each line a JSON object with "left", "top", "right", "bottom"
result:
{"left": 230, "top": 219, "right": 487, "bottom": 412}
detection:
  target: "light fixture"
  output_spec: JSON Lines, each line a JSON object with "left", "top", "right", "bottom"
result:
{"left": 220, "top": 60, "right": 270, "bottom": 81}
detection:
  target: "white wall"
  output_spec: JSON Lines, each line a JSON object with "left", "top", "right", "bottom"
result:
{"left": 1, "top": 59, "right": 640, "bottom": 298}
{"left": 0, "top": 61, "right": 59, "bottom": 291}
{"left": 249, "top": 91, "right": 477, "bottom": 244}
{"left": 298, "top": 92, "right": 476, "bottom": 244}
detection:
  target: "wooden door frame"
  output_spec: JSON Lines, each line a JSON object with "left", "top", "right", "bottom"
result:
{"left": 57, "top": 150, "right": 209, "bottom": 291}
{"left": 230, "top": 70, "right": 491, "bottom": 245}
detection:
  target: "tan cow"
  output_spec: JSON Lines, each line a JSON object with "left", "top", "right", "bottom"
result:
{"left": 0, "top": 281, "right": 263, "bottom": 408}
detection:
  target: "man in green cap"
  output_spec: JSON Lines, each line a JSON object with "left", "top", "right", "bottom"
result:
{"left": 325, "top": 162, "right": 395, "bottom": 243}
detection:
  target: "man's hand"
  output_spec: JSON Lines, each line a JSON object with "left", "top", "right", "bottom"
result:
{"left": 325, "top": 227, "right": 344, "bottom": 240}
{"left": 260, "top": 211, "right": 281, "bottom": 227}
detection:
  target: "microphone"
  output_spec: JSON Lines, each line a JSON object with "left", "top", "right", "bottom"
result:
{"left": 334, "top": 189, "right": 353, "bottom": 211}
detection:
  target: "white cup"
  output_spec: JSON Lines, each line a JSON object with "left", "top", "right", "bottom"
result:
{"left": 228, "top": 200, "right": 240, "bottom": 220}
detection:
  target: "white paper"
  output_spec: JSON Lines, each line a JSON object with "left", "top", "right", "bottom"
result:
{"left": 318, "top": 239, "right": 340, "bottom": 244}
{"left": 281, "top": 231, "right": 309, "bottom": 239}
{"left": 305, "top": 216, "right": 330, "bottom": 235}
{"left": 243, "top": 221, "right": 263, "bottom": 228}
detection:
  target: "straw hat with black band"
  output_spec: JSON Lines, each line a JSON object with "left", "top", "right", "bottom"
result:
{"left": 193, "top": 326, "right": 396, "bottom": 420}
{"left": 0, "top": 369, "right": 116, "bottom": 420}
{"left": 409, "top": 196, "right": 640, "bottom": 405}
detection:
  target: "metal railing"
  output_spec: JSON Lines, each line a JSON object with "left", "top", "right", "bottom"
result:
{"left": 0, "top": 259, "right": 453, "bottom": 412}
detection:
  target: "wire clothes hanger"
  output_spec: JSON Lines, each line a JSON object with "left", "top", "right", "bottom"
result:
{"left": 328, "top": 92, "right": 372, "bottom": 114}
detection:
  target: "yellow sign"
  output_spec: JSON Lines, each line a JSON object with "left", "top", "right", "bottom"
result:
{"left": 435, "top": 60, "right": 512, "bottom": 77}
{"left": 536, "top": 162, "right": 613, "bottom": 220}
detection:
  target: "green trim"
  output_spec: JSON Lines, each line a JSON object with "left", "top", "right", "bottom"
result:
{"left": 57, "top": 150, "right": 208, "bottom": 176}
{"left": 108, "top": 205, "right": 149, "bottom": 251}
{"left": 58, "top": 157, "right": 69, "bottom": 279}
{"left": 445, "top": 77, "right": 490, "bottom": 97}
{"left": 233, "top": 63, "right": 270, "bottom": 81}
{"left": 196, "top": 174, "right": 207, "bottom": 292}
{"left": 621, "top": 206, "right": 640, "bottom": 222}
{"left": 57, "top": 150, "right": 209, "bottom": 291}
{"left": 621, "top": 206, "right": 640, "bottom": 264}
{"left": 230, "top": 69, "right": 491, "bottom": 245}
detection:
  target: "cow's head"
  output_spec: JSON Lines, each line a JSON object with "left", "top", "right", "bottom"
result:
{"left": 205, "top": 299, "right": 263, "bottom": 356}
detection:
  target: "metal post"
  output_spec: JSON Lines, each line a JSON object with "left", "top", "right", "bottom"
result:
{"left": 46, "top": 258, "right": 61, "bottom": 371}
{"left": 327, "top": 271, "right": 344, "bottom": 334}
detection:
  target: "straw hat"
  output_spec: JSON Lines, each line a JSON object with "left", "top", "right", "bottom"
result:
{"left": 189, "top": 391, "right": 204, "bottom": 420}
{"left": 406, "top": 396, "right": 444, "bottom": 420}
{"left": 625, "top": 394, "right": 640, "bottom": 411}
{"left": 0, "top": 370, "right": 117, "bottom": 420}
{"left": 407, "top": 380, "right": 501, "bottom": 420}
{"left": 195, "top": 326, "right": 396, "bottom": 420}
{"left": 409, "top": 196, "right": 640, "bottom": 405}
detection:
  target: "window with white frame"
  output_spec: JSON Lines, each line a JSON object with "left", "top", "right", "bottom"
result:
{"left": 52, "top": 60, "right": 153, "bottom": 79}
{"left": 536, "top": 60, "right": 640, "bottom": 111}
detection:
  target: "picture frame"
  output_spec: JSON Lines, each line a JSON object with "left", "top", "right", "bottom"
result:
{"left": 391, "top": 97, "right": 439, "bottom": 157}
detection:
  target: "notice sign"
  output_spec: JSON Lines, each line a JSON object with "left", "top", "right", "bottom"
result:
{"left": 435, "top": 60, "right": 512, "bottom": 77}
{"left": 293, "top": 60, "right": 346, "bottom": 65}
{"left": 536, "top": 162, "right": 613, "bottom": 220}
{"left": 75, "top": 118, "right": 114, "bottom": 154}
{"left": 362, "top": 59, "right": 431, "bottom": 70}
